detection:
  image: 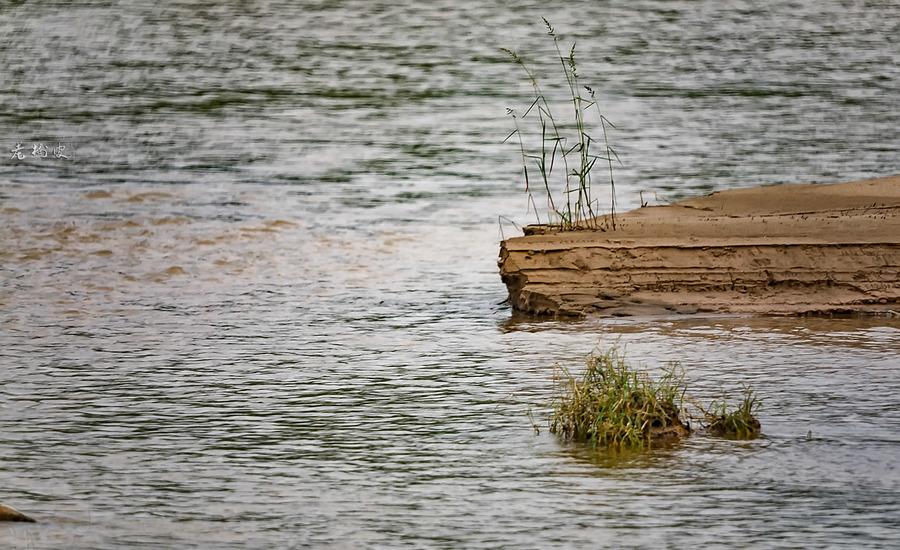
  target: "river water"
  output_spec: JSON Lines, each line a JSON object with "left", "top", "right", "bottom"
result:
{"left": 2, "top": 1, "right": 899, "bottom": 548}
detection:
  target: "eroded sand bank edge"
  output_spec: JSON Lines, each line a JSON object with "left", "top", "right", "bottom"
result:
{"left": 498, "top": 175, "right": 900, "bottom": 317}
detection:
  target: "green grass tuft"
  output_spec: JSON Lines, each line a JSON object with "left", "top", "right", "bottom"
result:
{"left": 550, "top": 348, "right": 690, "bottom": 448}
{"left": 704, "top": 387, "right": 762, "bottom": 439}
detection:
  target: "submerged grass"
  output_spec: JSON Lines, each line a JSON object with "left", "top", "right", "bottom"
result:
{"left": 549, "top": 347, "right": 762, "bottom": 448}
{"left": 502, "top": 18, "right": 620, "bottom": 232}
{"left": 550, "top": 348, "right": 690, "bottom": 448}
{"left": 703, "top": 387, "right": 762, "bottom": 439}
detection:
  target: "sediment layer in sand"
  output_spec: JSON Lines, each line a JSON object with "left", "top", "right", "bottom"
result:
{"left": 499, "top": 175, "right": 900, "bottom": 316}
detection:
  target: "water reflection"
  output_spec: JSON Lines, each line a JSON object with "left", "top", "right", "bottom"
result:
{"left": 556, "top": 438, "right": 690, "bottom": 471}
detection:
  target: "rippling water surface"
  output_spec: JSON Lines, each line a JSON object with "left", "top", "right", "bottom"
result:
{"left": 2, "top": 1, "right": 899, "bottom": 547}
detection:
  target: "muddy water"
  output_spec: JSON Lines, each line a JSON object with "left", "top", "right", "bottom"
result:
{"left": 2, "top": 1, "right": 899, "bottom": 547}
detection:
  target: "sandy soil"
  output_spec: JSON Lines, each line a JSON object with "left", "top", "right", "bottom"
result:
{"left": 499, "top": 175, "right": 900, "bottom": 317}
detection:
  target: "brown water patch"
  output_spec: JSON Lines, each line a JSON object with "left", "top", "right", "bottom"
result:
{"left": 98, "top": 220, "right": 142, "bottom": 231}
{"left": 84, "top": 190, "right": 113, "bottom": 199}
{"left": 85, "top": 284, "right": 115, "bottom": 292}
{"left": 2, "top": 207, "right": 22, "bottom": 214}
{"left": 213, "top": 258, "right": 241, "bottom": 267}
{"left": 151, "top": 216, "right": 190, "bottom": 226}
{"left": 92, "top": 249, "right": 113, "bottom": 256}
{"left": 212, "top": 258, "right": 246, "bottom": 274}
{"left": 241, "top": 226, "right": 276, "bottom": 234}
{"left": 196, "top": 238, "right": 221, "bottom": 245}
{"left": 194, "top": 233, "right": 237, "bottom": 246}
{"left": 265, "top": 219, "right": 298, "bottom": 228}
{"left": 42, "top": 225, "right": 78, "bottom": 242}
{"left": 125, "top": 191, "right": 174, "bottom": 203}
{"left": 147, "top": 267, "right": 189, "bottom": 282}
{"left": 79, "top": 233, "right": 103, "bottom": 243}
{"left": 19, "top": 247, "right": 59, "bottom": 261}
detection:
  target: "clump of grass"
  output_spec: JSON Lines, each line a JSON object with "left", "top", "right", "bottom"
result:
{"left": 703, "top": 387, "right": 762, "bottom": 439}
{"left": 502, "top": 18, "right": 619, "bottom": 232}
{"left": 550, "top": 348, "right": 690, "bottom": 447}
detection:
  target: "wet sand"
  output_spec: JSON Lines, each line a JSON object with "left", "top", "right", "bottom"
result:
{"left": 499, "top": 175, "right": 900, "bottom": 316}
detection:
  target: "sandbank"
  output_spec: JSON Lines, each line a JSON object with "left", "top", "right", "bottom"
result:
{"left": 499, "top": 175, "right": 900, "bottom": 317}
